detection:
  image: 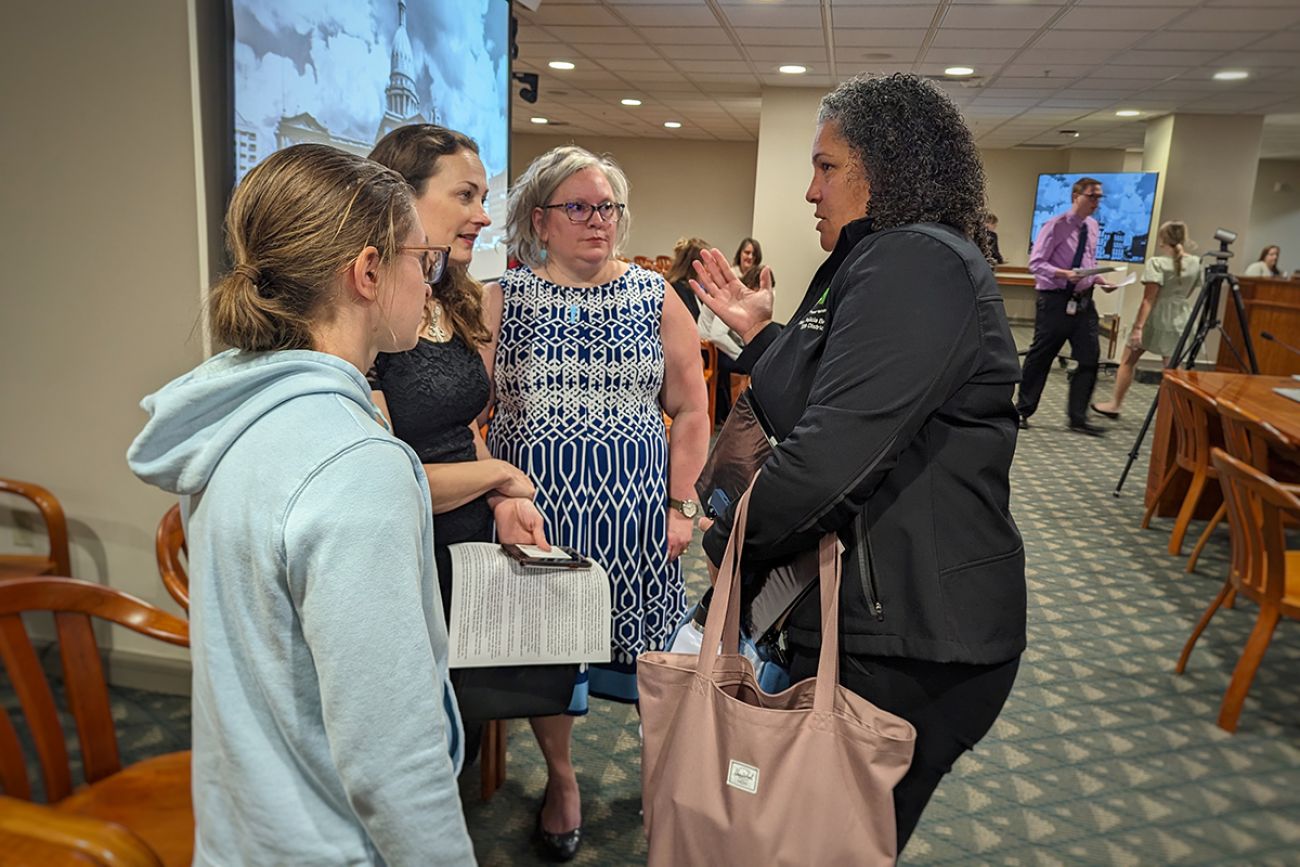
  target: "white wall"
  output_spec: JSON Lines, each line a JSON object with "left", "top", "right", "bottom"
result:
{"left": 750, "top": 88, "right": 828, "bottom": 323}
{"left": 0, "top": 0, "right": 205, "bottom": 682}
{"left": 510, "top": 133, "right": 757, "bottom": 266}
{"left": 981, "top": 148, "right": 1071, "bottom": 267}
{"left": 1248, "top": 159, "right": 1300, "bottom": 272}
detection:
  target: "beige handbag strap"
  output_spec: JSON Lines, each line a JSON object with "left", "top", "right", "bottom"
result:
{"left": 697, "top": 472, "right": 842, "bottom": 713}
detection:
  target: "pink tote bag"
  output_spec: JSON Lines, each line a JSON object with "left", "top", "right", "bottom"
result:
{"left": 638, "top": 480, "right": 917, "bottom": 866}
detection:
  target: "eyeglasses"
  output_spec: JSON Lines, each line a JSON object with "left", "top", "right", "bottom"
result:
{"left": 1082, "top": 193, "right": 1104, "bottom": 201}
{"left": 398, "top": 245, "right": 451, "bottom": 286}
{"left": 541, "top": 201, "right": 626, "bottom": 224}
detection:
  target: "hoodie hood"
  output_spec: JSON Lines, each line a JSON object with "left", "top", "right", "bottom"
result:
{"left": 128, "top": 349, "right": 383, "bottom": 495}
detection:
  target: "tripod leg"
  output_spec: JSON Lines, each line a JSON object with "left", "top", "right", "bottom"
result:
{"left": 1227, "top": 276, "right": 1259, "bottom": 374}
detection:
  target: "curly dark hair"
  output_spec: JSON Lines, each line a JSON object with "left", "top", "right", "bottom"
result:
{"left": 818, "top": 73, "right": 988, "bottom": 247}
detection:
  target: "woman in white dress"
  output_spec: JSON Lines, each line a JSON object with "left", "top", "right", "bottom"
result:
{"left": 1092, "top": 220, "right": 1201, "bottom": 418}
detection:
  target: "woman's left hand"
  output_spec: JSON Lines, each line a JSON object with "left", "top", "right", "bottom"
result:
{"left": 494, "top": 497, "right": 550, "bottom": 548}
{"left": 667, "top": 510, "right": 693, "bottom": 560}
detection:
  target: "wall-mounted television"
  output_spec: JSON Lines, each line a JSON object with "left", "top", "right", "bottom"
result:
{"left": 231, "top": 0, "right": 511, "bottom": 278}
{"left": 1029, "top": 172, "right": 1160, "bottom": 264}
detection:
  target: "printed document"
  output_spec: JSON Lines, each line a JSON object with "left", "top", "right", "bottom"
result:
{"left": 447, "top": 542, "right": 612, "bottom": 668}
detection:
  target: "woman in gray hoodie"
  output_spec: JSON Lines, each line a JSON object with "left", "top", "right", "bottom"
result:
{"left": 128, "top": 144, "right": 475, "bottom": 865}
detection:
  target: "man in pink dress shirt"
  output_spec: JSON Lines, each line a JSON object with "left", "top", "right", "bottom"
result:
{"left": 1015, "top": 177, "right": 1115, "bottom": 437}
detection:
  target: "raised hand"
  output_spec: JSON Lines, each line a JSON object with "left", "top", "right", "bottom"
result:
{"left": 689, "top": 248, "right": 773, "bottom": 341}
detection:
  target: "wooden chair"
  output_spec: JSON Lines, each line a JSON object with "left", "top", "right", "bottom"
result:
{"left": 154, "top": 505, "right": 189, "bottom": 612}
{"left": 700, "top": 341, "right": 719, "bottom": 431}
{"left": 0, "top": 478, "right": 71, "bottom": 581}
{"left": 1175, "top": 450, "right": 1300, "bottom": 732}
{"left": 0, "top": 576, "right": 191, "bottom": 864}
{"left": 1141, "top": 376, "right": 1224, "bottom": 559}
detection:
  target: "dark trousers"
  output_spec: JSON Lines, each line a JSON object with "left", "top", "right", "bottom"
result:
{"left": 788, "top": 650, "right": 1020, "bottom": 851}
{"left": 1016, "top": 290, "right": 1100, "bottom": 425}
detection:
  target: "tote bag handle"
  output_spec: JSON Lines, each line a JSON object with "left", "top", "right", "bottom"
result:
{"left": 697, "top": 472, "right": 842, "bottom": 713}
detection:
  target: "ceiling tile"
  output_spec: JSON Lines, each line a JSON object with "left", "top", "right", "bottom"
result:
{"left": 1139, "top": 30, "right": 1266, "bottom": 50}
{"left": 733, "top": 27, "right": 825, "bottom": 47}
{"left": 719, "top": 4, "right": 824, "bottom": 28}
{"left": 1170, "top": 7, "right": 1300, "bottom": 30}
{"left": 541, "top": 26, "right": 648, "bottom": 45}
{"left": 941, "top": 5, "right": 1065, "bottom": 29}
{"left": 833, "top": 28, "right": 928, "bottom": 48}
{"left": 617, "top": 5, "right": 720, "bottom": 27}
{"left": 832, "top": 6, "right": 940, "bottom": 28}
{"left": 1054, "top": 6, "right": 1185, "bottom": 29}
{"left": 637, "top": 27, "right": 732, "bottom": 45}
{"left": 931, "top": 28, "right": 1037, "bottom": 49}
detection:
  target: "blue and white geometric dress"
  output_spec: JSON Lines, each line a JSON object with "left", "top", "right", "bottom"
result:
{"left": 488, "top": 264, "right": 685, "bottom": 708}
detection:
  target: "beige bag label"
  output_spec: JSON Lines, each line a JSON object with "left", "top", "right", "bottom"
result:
{"left": 726, "top": 759, "right": 760, "bottom": 794}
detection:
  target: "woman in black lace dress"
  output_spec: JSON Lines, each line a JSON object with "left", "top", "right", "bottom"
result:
{"left": 367, "top": 125, "right": 548, "bottom": 611}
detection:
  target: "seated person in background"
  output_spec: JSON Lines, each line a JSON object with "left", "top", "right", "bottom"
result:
{"left": 128, "top": 143, "right": 475, "bottom": 865}
{"left": 985, "top": 213, "right": 1004, "bottom": 264}
{"left": 668, "top": 236, "right": 745, "bottom": 424}
{"left": 666, "top": 236, "right": 705, "bottom": 320}
{"left": 1244, "top": 245, "right": 1283, "bottom": 278}
{"left": 1092, "top": 220, "right": 1200, "bottom": 419}
{"left": 731, "top": 236, "right": 775, "bottom": 288}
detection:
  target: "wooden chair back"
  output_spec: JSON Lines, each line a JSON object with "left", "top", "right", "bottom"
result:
{"left": 700, "top": 340, "right": 719, "bottom": 430}
{"left": 0, "top": 577, "right": 189, "bottom": 803}
{"left": 1165, "top": 376, "right": 1218, "bottom": 475}
{"left": 155, "top": 505, "right": 189, "bottom": 612}
{"left": 1210, "top": 448, "right": 1300, "bottom": 610}
{"left": 0, "top": 478, "right": 71, "bottom": 579}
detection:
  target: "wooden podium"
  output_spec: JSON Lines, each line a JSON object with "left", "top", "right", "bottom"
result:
{"left": 1217, "top": 275, "right": 1300, "bottom": 375}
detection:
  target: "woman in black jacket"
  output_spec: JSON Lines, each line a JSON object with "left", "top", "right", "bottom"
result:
{"left": 691, "top": 73, "right": 1025, "bottom": 850}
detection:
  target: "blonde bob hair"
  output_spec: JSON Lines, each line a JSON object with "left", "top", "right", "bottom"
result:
{"left": 505, "top": 145, "right": 631, "bottom": 269}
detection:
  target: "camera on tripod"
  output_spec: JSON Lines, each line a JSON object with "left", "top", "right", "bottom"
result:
{"left": 1205, "top": 228, "right": 1237, "bottom": 261}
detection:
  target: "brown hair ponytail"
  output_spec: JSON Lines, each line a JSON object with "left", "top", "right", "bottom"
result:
{"left": 209, "top": 144, "right": 417, "bottom": 352}
{"left": 1158, "top": 220, "right": 1189, "bottom": 278}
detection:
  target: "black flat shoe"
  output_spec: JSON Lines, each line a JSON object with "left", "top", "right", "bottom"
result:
{"left": 1017, "top": 415, "right": 1030, "bottom": 430}
{"left": 1090, "top": 403, "right": 1120, "bottom": 420}
{"left": 1068, "top": 421, "right": 1106, "bottom": 438}
{"left": 534, "top": 802, "right": 582, "bottom": 862}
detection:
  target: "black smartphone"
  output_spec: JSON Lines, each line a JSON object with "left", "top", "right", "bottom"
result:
{"left": 501, "top": 543, "right": 591, "bottom": 570}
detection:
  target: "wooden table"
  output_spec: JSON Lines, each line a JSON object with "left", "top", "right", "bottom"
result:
{"left": 1144, "top": 370, "right": 1300, "bottom": 515}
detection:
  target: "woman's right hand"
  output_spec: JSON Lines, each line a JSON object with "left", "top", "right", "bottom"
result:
{"left": 492, "top": 461, "right": 537, "bottom": 500}
{"left": 1127, "top": 326, "right": 1143, "bottom": 353}
{"left": 690, "top": 248, "right": 773, "bottom": 341}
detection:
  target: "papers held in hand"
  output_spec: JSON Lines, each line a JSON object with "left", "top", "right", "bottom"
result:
{"left": 447, "top": 543, "right": 612, "bottom": 669}
{"left": 1073, "top": 266, "right": 1119, "bottom": 277}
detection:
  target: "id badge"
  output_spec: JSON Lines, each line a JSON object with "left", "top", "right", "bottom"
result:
{"left": 1066, "top": 298, "right": 1078, "bottom": 316}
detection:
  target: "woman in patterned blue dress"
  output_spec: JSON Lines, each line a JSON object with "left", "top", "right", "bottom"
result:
{"left": 482, "top": 146, "right": 709, "bottom": 858}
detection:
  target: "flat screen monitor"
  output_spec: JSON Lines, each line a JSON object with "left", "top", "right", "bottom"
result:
{"left": 231, "top": 0, "right": 511, "bottom": 279}
{"left": 1028, "top": 172, "right": 1159, "bottom": 264}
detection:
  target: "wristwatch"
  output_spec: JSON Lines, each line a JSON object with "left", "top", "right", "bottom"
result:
{"left": 668, "top": 497, "right": 700, "bottom": 519}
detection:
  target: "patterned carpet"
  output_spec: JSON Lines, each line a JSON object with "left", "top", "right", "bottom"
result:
{"left": 6, "top": 366, "right": 1300, "bottom": 865}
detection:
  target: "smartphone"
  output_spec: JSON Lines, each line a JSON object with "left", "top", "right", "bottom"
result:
{"left": 706, "top": 488, "right": 732, "bottom": 520}
{"left": 501, "top": 543, "right": 591, "bottom": 570}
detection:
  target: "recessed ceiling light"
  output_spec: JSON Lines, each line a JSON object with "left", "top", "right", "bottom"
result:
{"left": 664, "top": 121, "right": 682, "bottom": 129}
{"left": 944, "top": 66, "right": 975, "bottom": 77}
{"left": 1213, "top": 69, "right": 1249, "bottom": 81}
{"left": 1115, "top": 109, "right": 1141, "bottom": 117}
{"left": 621, "top": 98, "right": 642, "bottom": 106}
{"left": 778, "top": 64, "right": 807, "bottom": 75}
{"left": 548, "top": 60, "right": 575, "bottom": 70}
{"left": 530, "top": 117, "right": 549, "bottom": 125}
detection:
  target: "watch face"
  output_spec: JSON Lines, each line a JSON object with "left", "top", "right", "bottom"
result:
{"left": 681, "top": 500, "right": 699, "bottom": 518}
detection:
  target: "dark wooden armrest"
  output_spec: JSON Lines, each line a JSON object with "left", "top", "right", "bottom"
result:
{"left": 0, "top": 795, "right": 162, "bottom": 867}
{"left": 0, "top": 478, "right": 71, "bottom": 575}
